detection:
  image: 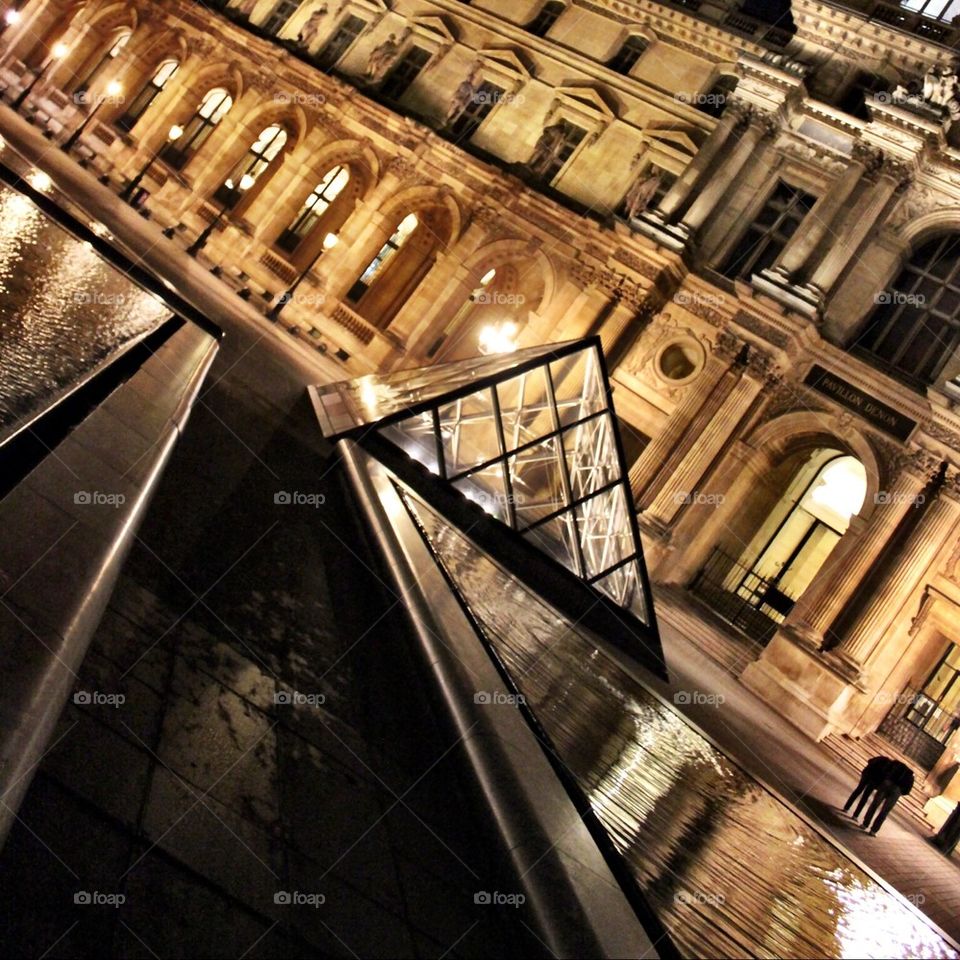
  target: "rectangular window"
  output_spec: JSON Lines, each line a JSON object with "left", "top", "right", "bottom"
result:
{"left": 540, "top": 121, "right": 587, "bottom": 184}
{"left": 527, "top": 1, "right": 564, "bottom": 37}
{"left": 450, "top": 81, "right": 505, "bottom": 140}
{"left": 608, "top": 36, "right": 647, "bottom": 75}
{"left": 316, "top": 15, "right": 366, "bottom": 71}
{"left": 379, "top": 46, "right": 431, "bottom": 101}
{"left": 719, "top": 181, "right": 816, "bottom": 280}
{"left": 262, "top": 0, "right": 301, "bottom": 36}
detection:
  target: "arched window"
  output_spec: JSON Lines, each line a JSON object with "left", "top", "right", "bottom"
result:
{"left": 162, "top": 87, "right": 233, "bottom": 170}
{"left": 526, "top": 1, "right": 564, "bottom": 37}
{"left": 347, "top": 212, "right": 419, "bottom": 302}
{"left": 857, "top": 234, "right": 960, "bottom": 385}
{"left": 75, "top": 31, "right": 130, "bottom": 95}
{"left": 276, "top": 165, "right": 350, "bottom": 253}
{"left": 608, "top": 35, "right": 648, "bottom": 75}
{"left": 212, "top": 124, "right": 288, "bottom": 208}
{"left": 116, "top": 59, "right": 178, "bottom": 132}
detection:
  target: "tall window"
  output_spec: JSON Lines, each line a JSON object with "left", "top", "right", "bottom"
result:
{"left": 347, "top": 213, "right": 419, "bottom": 302}
{"left": 116, "top": 59, "right": 178, "bottom": 132}
{"left": 276, "top": 165, "right": 350, "bottom": 253}
{"left": 449, "top": 81, "right": 505, "bottom": 140}
{"left": 161, "top": 87, "right": 233, "bottom": 170}
{"left": 75, "top": 31, "right": 130, "bottom": 95}
{"left": 608, "top": 35, "right": 648, "bottom": 75}
{"left": 900, "top": 0, "right": 960, "bottom": 23}
{"left": 857, "top": 234, "right": 960, "bottom": 385}
{"left": 316, "top": 15, "right": 366, "bottom": 70}
{"left": 532, "top": 120, "right": 586, "bottom": 184}
{"left": 526, "top": 1, "right": 564, "bottom": 37}
{"left": 720, "top": 181, "right": 815, "bottom": 280}
{"left": 262, "top": 0, "right": 302, "bottom": 35}
{"left": 905, "top": 644, "right": 960, "bottom": 743}
{"left": 213, "top": 125, "right": 288, "bottom": 209}
{"left": 379, "top": 46, "right": 431, "bottom": 101}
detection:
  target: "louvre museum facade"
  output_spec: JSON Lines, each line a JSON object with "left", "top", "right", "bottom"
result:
{"left": 4, "top": 0, "right": 960, "bottom": 798}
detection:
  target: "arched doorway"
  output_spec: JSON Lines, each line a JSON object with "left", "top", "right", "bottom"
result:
{"left": 693, "top": 448, "right": 867, "bottom": 643}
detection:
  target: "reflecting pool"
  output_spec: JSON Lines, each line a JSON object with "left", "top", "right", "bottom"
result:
{"left": 0, "top": 181, "right": 168, "bottom": 443}
{"left": 403, "top": 489, "right": 958, "bottom": 960}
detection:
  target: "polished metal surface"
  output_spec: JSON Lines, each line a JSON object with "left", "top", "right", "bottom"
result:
{"left": 0, "top": 182, "right": 168, "bottom": 443}
{"left": 403, "top": 490, "right": 958, "bottom": 960}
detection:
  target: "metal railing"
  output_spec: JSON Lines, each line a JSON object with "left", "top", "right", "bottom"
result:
{"left": 877, "top": 685, "right": 960, "bottom": 769}
{"left": 690, "top": 547, "right": 798, "bottom": 645}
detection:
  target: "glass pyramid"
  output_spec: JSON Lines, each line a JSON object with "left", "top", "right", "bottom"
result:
{"left": 310, "top": 338, "right": 656, "bottom": 626}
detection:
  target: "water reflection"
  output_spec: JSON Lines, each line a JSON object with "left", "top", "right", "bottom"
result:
{"left": 0, "top": 183, "right": 168, "bottom": 442}
{"left": 402, "top": 490, "right": 957, "bottom": 959}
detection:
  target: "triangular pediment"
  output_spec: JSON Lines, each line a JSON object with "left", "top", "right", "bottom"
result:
{"left": 411, "top": 14, "right": 456, "bottom": 43}
{"left": 478, "top": 47, "right": 532, "bottom": 80}
{"left": 556, "top": 85, "right": 617, "bottom": 122}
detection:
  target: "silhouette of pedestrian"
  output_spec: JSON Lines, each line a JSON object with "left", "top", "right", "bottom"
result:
{"left": 932, "top": 801, "right": 960, "bottom": 855}
{"left": 862, "top": 760, "right": 914, "bottom": 836}
{"left": 844, "top": 756, "right": 892, "bottom": 817}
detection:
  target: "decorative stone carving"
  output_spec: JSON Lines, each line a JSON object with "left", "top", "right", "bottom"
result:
{"left": 612, "top": 247, "right": 661, "bottom": 281}
{"left": 890, "top": 61, "right": 960, "bottom": 122}
{"left": 731, "top": 309, "right": 790, "bottom": 349}
{"left": 297, "top": 4, "right": 330, "bottom": 47}
{"left": 365, "top": 29, "right": 411, "bottom": 84}
{"left": 527, "top": 121, "right": 568, "bottom": 178}
{"left": 622, "top": 169, "right": 662, "bottom": 220}
{"left": 444, "top": 64, "right": 482, "bottom": 127}
{"left": 714, "top": 329, "right": 745, "bottom": 363}
{"left": 888, "top": 184, "right": 945, "bottom": 229}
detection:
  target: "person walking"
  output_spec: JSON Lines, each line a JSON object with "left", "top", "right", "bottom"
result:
{"left": 843, "top": 756, "right": 893, "bottom": 817}
{"left": 862, "top": 759, "right": 914, "bottom": 836}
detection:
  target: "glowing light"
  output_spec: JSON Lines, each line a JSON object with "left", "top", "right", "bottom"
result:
{"left": 4, "top": 9, "right": 21, "bottom": 25}
{"left": 105, "top": 80, "right": 122, "bottom": 98}
{"left": 239, "top": 173, "right": 255, "bottom": 191}
{"left": 479, "top": 268, "right": 496, "bottom": 286}
{"left": 808, "top": 456, "right": 867, "bottom": 523}
{"left": 51, "top": 42, "right": 69, "bottom": 59}
{"left": 167, "top": 124, "right": 184, "bottom": 141}
{"left": 478, "top": 321, "right": 518, "bottom": 355}
{"left": 28, "top": 170, "right": 52, "bottom": 193}
{"left": 322, "top": 232, "right": 339, "bottom": 250}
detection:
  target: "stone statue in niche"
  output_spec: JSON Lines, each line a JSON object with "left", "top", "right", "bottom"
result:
{"left": 527, "top": 121, "right": 567, "bottom": 177}
{"left": 622, "top": 169, "right": 661, "bottom": 220}
{"left": 892, "top": 61, "right": 960, "bottom": 121}
{"left": 365, "top": 29, "right": 411, "bottom": 84}
{"left": 297, "top": 4, "right": 329, "bottom": 47}
{"left": 444, "top": 65, "right": 482, "bottom": 126}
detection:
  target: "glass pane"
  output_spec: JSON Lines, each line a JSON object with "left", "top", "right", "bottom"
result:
{"left": 452, "top": 463, "right": 510, "bottom": 523}
{"left": 496, "top": 366, "right": 554, "bottom": 451}
{"left": 576, "top": 485, "right": 634, "bottom": 579}
{"left": 510, "top": 436, "right": 567, "bottom": 529}
{"left": 522, "top": 513, "right": 579, "bottom": 575}
{"left": 594, "top": 561, "right": 650, "bottom": 624}
{"left": 379, "top": 414, "right": 439, "bottom": 474}
{"left": 562, "top": 413, "right": 620, "bottom": 502}
{"left": 550, "top": 347, "right": 606, "bottom": 426}
{"left": 439, "top": 387, "right": 501, "bottom": 476}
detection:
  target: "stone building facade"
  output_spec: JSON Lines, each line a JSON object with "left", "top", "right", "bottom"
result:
{"left": 4, "top": 0, "right": 960, "bottom": 806}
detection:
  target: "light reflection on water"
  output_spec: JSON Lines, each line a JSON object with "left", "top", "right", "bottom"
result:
{"left": 0, "top": 183, "right": 168, "bottom": 442}
{"left": 403, "top": 490, "right": 958, "bottom": 960}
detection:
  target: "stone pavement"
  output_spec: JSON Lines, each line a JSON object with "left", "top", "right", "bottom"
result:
{"left": 646, "top": 588, "right": 960, "bottom": 944}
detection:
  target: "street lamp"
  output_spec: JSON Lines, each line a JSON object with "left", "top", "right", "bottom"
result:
{"left": 1, "top": 9, "right": 21, "bottom": 34}
{"left": 186, "top": 173, "right": 255, "bottom": 257}
{"left": 12, "top": 40, "right": 67, "bottom": 111}
{"left": 119, "top": 123, "right": 183, "bottom": 203}
{"left": 62, "top": 79, "right": 122, "bottom": 152}
{"left": 267, "top": 231, "right": 339, "bottom": 322}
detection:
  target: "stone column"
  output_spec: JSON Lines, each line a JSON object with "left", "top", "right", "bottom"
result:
{"left": 642, "top": 352, "right": 767, "bottom": 528}
{"left": 773, "top": 145, "right": 875, "bottom": 280}
{"left": 679, "top": 111, "right": 777, "bottom": 234}
{"left": 782, "top": 466, "right": 929, "bottom": 650}
{"left": 632, "top": 332, "right": 743, "bottom": 503}
{"left": 831, "top": 470, "right": 960, "bottom": 677}
{"left": 803, "top": 156, "right": 910, "bottom": 301}
{"left": 655, "top": 102, "right": 748, "bottom": 222}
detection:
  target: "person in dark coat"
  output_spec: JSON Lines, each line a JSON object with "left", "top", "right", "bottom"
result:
{"left": 932, "top": 801, "right": 960, "bottom": 855}
{"left": 844, "top": 756, "right": 893, "bottom": 817}
{"left": 862, "top": 760, "right": 914, "bottom": 835}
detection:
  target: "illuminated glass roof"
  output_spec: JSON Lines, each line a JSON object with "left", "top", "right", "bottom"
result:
{"left": 310, "top": 338, "right": 656, "bottom": 627}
